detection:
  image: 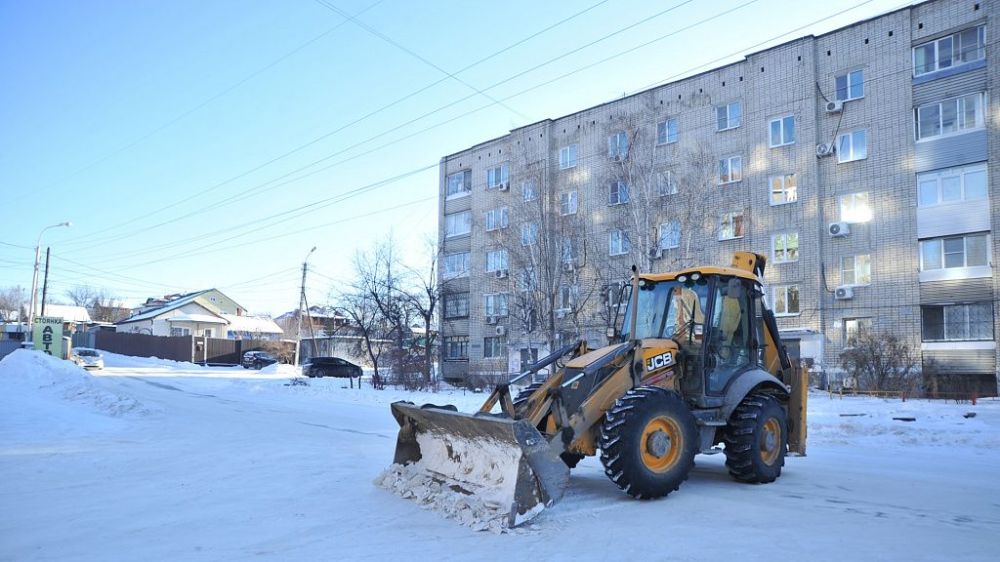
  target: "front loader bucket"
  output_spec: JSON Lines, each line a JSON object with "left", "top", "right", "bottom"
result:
{"left": 383, "top": 401, "right": 569, "bottom": 529}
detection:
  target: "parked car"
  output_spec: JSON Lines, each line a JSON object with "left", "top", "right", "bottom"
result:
{"left": 71, "top": 347, "right": 104, "bottom": 370}
{"left": 302, "top": 356, "right": 362, "bottom": 378}
{"left": 242, "top": 351, "right": 277, "bottom": 370}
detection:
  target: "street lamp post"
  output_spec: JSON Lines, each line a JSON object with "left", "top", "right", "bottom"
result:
{"left": 294, "top": 246, "right": 317, "bottom": 367}
{"left": 28, "top": 221, "right": 71, "bottom": 330}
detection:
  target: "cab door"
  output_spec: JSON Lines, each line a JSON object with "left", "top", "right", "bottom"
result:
{"left": 704, "top": 277, "right": 754, "bottom": 395}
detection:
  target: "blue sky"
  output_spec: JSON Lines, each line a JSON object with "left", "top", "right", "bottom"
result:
{"left": 1, "top": 0, "right": 909, "bottom": 315}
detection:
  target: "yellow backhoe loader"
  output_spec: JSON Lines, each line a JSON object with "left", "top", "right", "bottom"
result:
{"left": 387, "top": 252, "right": 807, "bottom": 528}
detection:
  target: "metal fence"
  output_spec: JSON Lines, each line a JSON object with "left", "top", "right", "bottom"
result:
{"left": 93, "top": 331, "right": 292, "bottom": 366}
{"left": 0, "top": 340, "right": 20, "bottom": 360}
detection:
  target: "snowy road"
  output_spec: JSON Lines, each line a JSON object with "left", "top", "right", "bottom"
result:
{"left": 1, "top": 351, "right": 997, "bottom": 561}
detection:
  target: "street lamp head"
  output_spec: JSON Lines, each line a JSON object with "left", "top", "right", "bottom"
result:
{"left": 61, "top": 221, "right": 72, "bottom": 228}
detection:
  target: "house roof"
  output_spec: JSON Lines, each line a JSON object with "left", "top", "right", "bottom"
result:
{"left": 41, "top": 304, "right": 92, "bottom": 323}
{"left": 219, "top": 313, "right": 283, "bottom": 334}
{"left": 166, "top": 313, "right": 228, "bottom": 324}
{"left": 118, "top": 290, "right": 211, "bottom": 323}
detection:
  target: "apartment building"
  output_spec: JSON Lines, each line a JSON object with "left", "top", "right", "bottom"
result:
{"left": 438, "top": 0, "right": 998, "bottom": 395}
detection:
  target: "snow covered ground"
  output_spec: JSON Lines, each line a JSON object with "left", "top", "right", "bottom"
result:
{"left": 1, "top": 349, "right": 997, "bottom": 561}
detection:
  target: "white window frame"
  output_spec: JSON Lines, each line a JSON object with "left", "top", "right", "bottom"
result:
{"left": 561, "top": 239, "right": 576, "bottom": 265}
{"left": 844, "top": 317, "right": 873, "bottom": 344}
{"left": 658, "top": 221, "right": 680, "bottom": 250}
{"left": 608, "top": 181, "right": 630, "bottom": 205}
{"left": 917, "top": 163, "right": 989, "bottom": 207}
{"left": 839, "top": 192, "right": 872, "bottom": 223}
{"left": 485, "top": 249, "right": 509, "bottom": 273}
{"left": 522, "top": 179, "right": 537, "bottom": 202}
{"left": 771, "top": 285, "right": 800, "bottom": 316}
{"left": 912, "top": 25, "right": 986, "bottom": 77}
{"left": 716, "top": 101, "right": 742, "bottom": 131}
{"left": 921, "top": 303, "right": 994, "bottom": 342}
{"left": 835, "top": 69, "right": 864, "bottom": 102}
{"left": 441, "top": 252, "right": 470, "bottom": 279}
{"left": 559, "top": 144, "right": 578, "bottom": 170}
{"left": 171, "top": 327, "right": 191, "bottom": 337}
{"left": 841, "top": 254, "right": 872, "bottom": 286}
{"left": 521, "top": 222, "right": 538, "bottom": 246}
{"left": 718, "top": 155, "right": 743, "bottom": 185}
{"left": 768, "top": 115, "right": 795, "bottom": 147}
{"left": 837, "top": 129, "right": 867, "bottom": 163}
{"left": 657, "top": 170, "right": 677, "bottom": 196}
{"left": 915, "top": 93, "right": 985, "bottom": 141}
{"left": 769, "top": 174, "right": 797, "bottom": 206}
{"left": 608, "top": 131, "right": 629, "bottom": 160}
{"left": 486, "top": 163, "right": 510, "bottom": 189}
{"left": 444, "top": 211, "right": 472, "bottom": 238}
{"left": 443, "top": 292, "right": 470, "bottom": 318}
{"left": 609, "top": 229, "right": 630, "bottom": 256}
{"left": 444, "top": 336, "right": 469, "bottom": 361}
{"left": 445, "top": 170, "right": 471, "bottom": 200}
{"left": 771, "top": 232, "right": 799, "bottom": 264}
{"left": 656, "top": 118, "right": 678, "bottom": 145}
{"left": 485, "top": 207, "right": 509, "bottom": 232}
{"left": 558, "top": 285, "right": 577, "bottom": 311}
{"left": 719, "top": 212, "right": 745, "bottom": 241}
{"left": 919, "top": 233, "right": 990, "bottom": 271}
{"left": 560, "top": 191, "right": 578, "bottom": 215}
{"left": 483, "top": 336, "right": 506, "bottom": 358}
{"left": 484, "top": 293, "right": 509, "bottom": 317}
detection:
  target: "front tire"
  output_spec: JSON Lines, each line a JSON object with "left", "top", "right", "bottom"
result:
{"left": 599, "top": 387, "right": 698, "bottom": 499}
{"left": 723, "top": 393, "right": 787, "bottom": 484}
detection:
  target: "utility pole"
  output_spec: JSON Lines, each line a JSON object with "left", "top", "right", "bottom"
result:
{"left": 40, "top": 248, "right": 51, "bottom": 317}
{"left": 28, "top": 221, "right": 71, "bottom": 329}
{"left": 293, "top": 246, "right": 317, "bottom": 366}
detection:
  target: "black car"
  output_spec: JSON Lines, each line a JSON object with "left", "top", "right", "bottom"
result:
{"left": 242, "top": 351, "right": 278, "bottom": 369}
{"left": 302, "top": 356, "right": 362, "bottom": 378}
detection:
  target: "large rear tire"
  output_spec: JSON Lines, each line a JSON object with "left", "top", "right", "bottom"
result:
{"left": 723, "top": 393, "right": 787, "bottom": 483}
{"left": 599, "top": 386, "right": 697, "bottom": 499}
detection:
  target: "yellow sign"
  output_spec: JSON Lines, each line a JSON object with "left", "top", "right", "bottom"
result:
{"left": 33, "top": 317, "right": 64, "bottom": 357}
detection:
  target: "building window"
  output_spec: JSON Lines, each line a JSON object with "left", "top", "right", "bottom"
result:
{"left": 918, "top": 163, "right": 988, "bottom": 207}
{"left": 170, "top": 327, "right": 191, "bottom": 337}
{"left": 441, "top": 252, "right": 470, "bottom": 279}
{"left": 518, "top": 268, "right": 537, "bottom": 292}
{"left": 608, "top": 131, "right": 629, "bottom": 160}
{"left": 915, "top": 93, "right": 985, "bottom": 141}
{"left": 772, "top": 285, "right": 800, "bottom": 316}
{"left": 913, "top": 25, "right": 986, "bottom": 77}
{"left": 716, "top": 101, "right": 742, "bottom": 131}
{"left": 921, "top": 303, "right": 993, "bottom": 342}
{"left": 445, "top": 170, "right": 471, "bottom": 199}
{"left": 768, "top": 115, "right": 795, "bottom": 147}
{"left": 769, "top": 174, "right": 797, "bottom": 205}
{"left": 835, "top": 69, "right": 864, "bottom": 101}
{"left": 609, "top": 229, "right": 630, "bottom": 256}
{"left": 444, "top": 211, "right": 471, "bottom": 238}
{"left": 844, "top": 318, "right": 872, "bottom": 344}
{"left": 656, "top": 118, "right": 678, "bottom": 145}
{"left": 484, "top": 293, "right": 509, "bottom": 317}
{"left": 521, "top": 222, "right": 538, "bottom": 246}
{"left": 558, "top": 285, "right": 577, "bottom": 310}
{"left": 772, "top": 232, "right": 799, "bottom": 263}
{"left": 486, "top": 164, "right": 509, "bottom": 189}
{"left": 483, "top": 336, "right": 506, "bottom": 358}
{"left": 919, "top": 233, "right": 989, "bottom": 271}
{"left": 658, "top": 221, "right": 680, "bottom": 250}
{"left": 718, "top": 155, "right": 743, "bottom": 184}
{"left": 837, "top": 129, "right": 867, "bottom": 163}
{"left": 657, "top": 170, "right": 677, "bottom": 196}
{"left": 608, "top": 181, "right": 630, "bottom": 205}
{"left": 486, "top": 249, "right": 509, "bottom": 273}
{"left": 522, "top": 179, "right": 537, "bottom": 202}
{"left": 719, "top": 212, "right": 745, "bottom": 240}
{"left": 841, "top": 254, "right": 872, "bottom": 286}
{"left": 839, "top": 192, "right": 872, "bottom": 223}
{"left": 443, "top": 293, "right": 469, "bottom": 318}
{"left": 561, "top": 239, "right": 577, "bottom": 265}
{"left": 560, "top": 191, "right": 578, "bottom": 215}
{"left": 559, "top": 144, "right": 578, "bottom": 169}
{"left": 485, "top": 207, "right": 509, "bottom": 231}
{"left": 444, "top": 336, "right": 469, "bottom": 360}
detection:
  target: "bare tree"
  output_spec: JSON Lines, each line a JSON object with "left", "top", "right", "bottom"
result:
{"left": 839, "top": 327, "right": 919, "bottom": 392}
{"left": 65, "top": 284, "right": 129, "bottom": 323}
{"left": 0, "top": 286, "right": 27, "bottom": 322}
{"left": 397, "top": 238, "right": 439, "bottom": 387}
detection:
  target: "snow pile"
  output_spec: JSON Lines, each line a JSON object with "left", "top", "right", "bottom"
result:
{"left": 258, "top": 362, "right": 299, "bottom": 376}
{"left": 374, "top": 432, "right": 528, "bottom": 534}
{"left": 101, "top": 352, "right": 211, "bottom": 370}
{"left": 0, "top": 349, "right": 146, "bottom": 418}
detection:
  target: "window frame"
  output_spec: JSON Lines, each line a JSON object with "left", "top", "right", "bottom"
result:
{"left": 658, "top": 221, "right": 680, "bottom": 250}
{"left": 444, "top": 210, "right": 472, "bottom": 238}
{"left": 485, "top": 249, "right": 509, "bottom": 273}
{"left": 912, "top": 25, "right": 987, "bottom": 77}
{"left": 835, "top": 69, "right": 865, "bottom": 102}
{"left": 841, "top": 254, "right": 872, "bottom": 286}
{"left": 522, "top": 179, "right": 537, "bottom": 202}
{"left": 609, "top": 229, "right": 630, "bottom": 256}
{"left": 769, "top": 174, "right": 798, "bottom": 206}
{"left": 716, "top": 101, "right": 742, "bottom": 131}
{"left": 917, "top": 163, "right": 989, "bottom": 207}
{"left": 844, "top": 317, "right": 873, "bottom": 344}
{"left": 837, "top": 129, "right": 868, "bottom": 163}
{"left": 608, "top": 131, "right": 629, "bottom": 160}
{"left": 608, "top": 181, "right": 630, "bottom": 205}
{"left": 718, "top": 155, "right": 743, "bottom": 185}
{"left": 656, "top": 117, "right": 678, "bottom": 145}
{"left": 657, "top": 170, "right": 677, "bottom": 196}
{"left": 560, "top": 191, "right": 578, "bottom": 215}
{"left": 771, "top": 285, "right": 800, "bottom": 317}
{"left": 768, "top": 114, "right": 796, "bottom": 147}
{"left": 484, "top": 207, "right": 509, "bottom": 232}
{"left": 839, "top": 192, "right": 872, "bottom": 223}
{"left": 521, "top": 222, "right": 538, "bottom": 246}
{"left": 921, "top": 302, "right": 994, "bottom": 342}
{"left": 483, "top": 293, "right": 509, "bottom": 317}
{"left": 444, "top": 336, "right": 469, "bottom": 361}
{"left": 441, "top": 252, "right": 470, "bottom": 279}
{"left": 771, "top": 231, "right": 800, "bottom": 264}
{"left": 919, "top": 233, "right": 990, "bottom": 271}
{"left": 483, "top": 336, "right": 506, "bottom": 359}
{"left": 915, "top": 93, "right": 985, "bottom": 142}
{"left": 559, "top": 144, "right": 578, "bottom": 170}
{"left": 719, "top": 211, "right": 745, "bottom": 241}
{"left": 486, "top": 163, "right": 510, "bottom": 189}
{"left": 445, "top": 170, "right": 472, "bottom": 200}
{"left": 443, "top": 292, "right": 470, "bottom": 319}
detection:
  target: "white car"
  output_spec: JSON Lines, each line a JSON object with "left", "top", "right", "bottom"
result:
{"left": 71, "top": 347, "right": 104, "bottom": 370}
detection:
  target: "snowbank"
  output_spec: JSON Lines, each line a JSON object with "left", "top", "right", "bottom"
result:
{"left": 0, "top": 349, "right": 147, "bottom": 421}
{"left": 258, "top": 362, "right": 299, "bottom": 376}
{"left": 101, "top": 352, "right": 213, "bottom": 370}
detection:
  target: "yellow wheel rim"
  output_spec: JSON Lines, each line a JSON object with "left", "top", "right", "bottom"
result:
{"left": 640, "top": 416, "right": 682, "bottom": 473}
{"left": 760, "top": 418, "right": 782, "bottom": 466}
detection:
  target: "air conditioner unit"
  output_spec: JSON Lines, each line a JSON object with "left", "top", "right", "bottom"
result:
{"left": 498, "top": 182, "right": 509, "bottom": 191}
{"left": 828, "top": 222, "right": 851, "bottom": 237}
{"left": 816, "top": 143, "right": 835, "bottom": 158}
{"left": 495, "top": 269, "right": 508, "bottom": 279}
{"left": 485, "top": 315, "right": 497, "bottom": 325}
{"left": 495, "top": 325, "right": 506, "bottom": 336}
{"left": 825, "top": 100, "right": 844, "bottom": 114}
{"left": 834, "top": 286, "right": 854, "bottom": 300}
{"left": 648, "top": 248, "right": 663, "bottom": 260}
{"left": 562, "top": 261, "right": 574, "bottom": 272}
{"left": 556, "top": 310, "right": 567, "bottom": 319}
